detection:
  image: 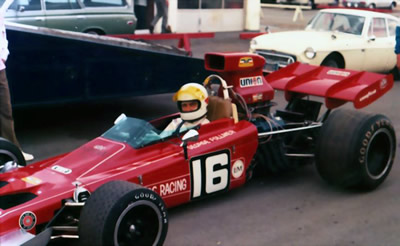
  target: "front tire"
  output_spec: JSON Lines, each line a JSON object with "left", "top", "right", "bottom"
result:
{"left": 315, "top": 109, "right": 396, "bottom": 190}
{"left": 0, "top": 137, "right": 25, "bottom": 169}
{"left": 321, "top": 58, "right": 339, "bottom": 68}
{"left": 79, "top": 180, "right": 168, "bottom": 246}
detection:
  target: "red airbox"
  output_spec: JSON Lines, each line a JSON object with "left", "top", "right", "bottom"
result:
{"left": 204, "top": 52, "right": 274, "bottom": 104}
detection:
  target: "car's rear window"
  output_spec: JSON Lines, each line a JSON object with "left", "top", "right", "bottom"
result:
{"left": 83, "top": 0, "right": 125, "bottom": 7}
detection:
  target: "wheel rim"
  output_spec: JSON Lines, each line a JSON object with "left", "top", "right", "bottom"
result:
{"left": 365, "top": 128, "right": 394, "bottom": 180}
{"left": 114, "top": 200, "right": 162, "bottom": 246}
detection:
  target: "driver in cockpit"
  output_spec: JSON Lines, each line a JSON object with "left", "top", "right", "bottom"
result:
{"left": 160, "top": 83, "right": 209, "bottom": 137}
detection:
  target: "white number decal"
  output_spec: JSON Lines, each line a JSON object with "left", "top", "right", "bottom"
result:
{"left": 190, "top": 150, "right": 230, "bottom": 199}
{"left": 192, "top": 159, "right": 202, "bottom": 198}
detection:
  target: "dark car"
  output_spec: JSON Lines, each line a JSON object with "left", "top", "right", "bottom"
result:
{"left": 3, "top": 0, "right": 136, "bottom": 34}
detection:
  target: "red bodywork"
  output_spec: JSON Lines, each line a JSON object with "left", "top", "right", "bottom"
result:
{"left": 0, "top": 117, "right": 258, "bottom": 237}
{"left": 0, "top": 52, "right": 393, "bottom": 241}
{"left": 205, "top": 53, "right": 274, "bottom": 104}
{"left": 204, "top": 52, "right": 393, "bottom": 109}
{"left": 265, "top": 62, "right": 393, "bottom": 109}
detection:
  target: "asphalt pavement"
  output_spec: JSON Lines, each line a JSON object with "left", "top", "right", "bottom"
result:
{"left": 10, "top": 6, "right": 400, "bottom": 246}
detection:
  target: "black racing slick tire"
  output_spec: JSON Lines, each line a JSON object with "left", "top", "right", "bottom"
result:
{"left": 0, "top": 137, "right": 26, "bottom": 168}
{"left": 253, "top": 138, "right": 290, "bottom": 174}
{"left": 79, "top": 180, "right": 168, "bottom": 246}
{"left": 315, "top": 109, "right": 396, "bottom": 190}
{"left": 321, "top": 58, "right": 339, "bottom": 68}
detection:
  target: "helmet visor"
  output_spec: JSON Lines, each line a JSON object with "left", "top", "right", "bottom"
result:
{"left": 178, "top": 100, "right": 200, "bottom": 113}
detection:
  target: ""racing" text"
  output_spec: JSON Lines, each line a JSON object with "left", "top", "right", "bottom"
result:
{"left": 152, "top": 178, "right": 187, "bottom": 196}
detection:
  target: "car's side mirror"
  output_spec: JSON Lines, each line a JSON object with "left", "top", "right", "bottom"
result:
{"left": 18, "top": 5, "right": 25, "bottom": 12}
{"left": 181, "top": 129, "right": 199, "bottom": 160}
{"left": 368, "top": 35, "right": 376, "bottom": 42}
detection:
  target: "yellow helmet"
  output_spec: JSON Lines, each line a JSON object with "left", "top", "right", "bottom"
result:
{"left": 173, "top": 83, "right": 208, "bottom": 122}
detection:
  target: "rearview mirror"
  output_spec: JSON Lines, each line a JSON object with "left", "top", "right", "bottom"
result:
{"left": 182, "top": 129, "right": 199, "bottom": 143}
{"left": 181, "top": 130, "right": 199, "bottom": 160}
{"left": 114, "top": 113, "right": 127, "bottom": 125}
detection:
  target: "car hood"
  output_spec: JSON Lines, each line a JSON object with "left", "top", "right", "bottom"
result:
{"left": 0, "top": 138, "right": 128, "bottom": 197}
{"left": 252, "top": 30, "right": 356, "bottom": 54}
{"left": 0, "top": 136, "right": 179, "bottom": 197}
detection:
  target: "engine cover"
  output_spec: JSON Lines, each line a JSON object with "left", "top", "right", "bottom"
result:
{"left": 204, "top": 52, "right": 274, "bottom": 104}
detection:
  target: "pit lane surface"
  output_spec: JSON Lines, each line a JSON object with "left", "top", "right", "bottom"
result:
{"left": 14, "top": 7, "right": 400, "bottom": 246}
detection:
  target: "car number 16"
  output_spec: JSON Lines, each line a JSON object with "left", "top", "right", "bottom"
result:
{"left": 190, "top": 149, "right": 231, "bottom": 199}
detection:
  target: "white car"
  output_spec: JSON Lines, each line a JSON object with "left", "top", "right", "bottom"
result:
{"left": 250, "top": 9, "right": 400, "bottom": 74}
{"left": 276, "top": 0, "right": 336, "bottom": 9}
{"left": 342, "top": 0, "right": 397, "bottom": 9}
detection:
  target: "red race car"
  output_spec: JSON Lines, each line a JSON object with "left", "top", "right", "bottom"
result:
{"left": 0, "top": 52, "right": 396, "bottom": 246}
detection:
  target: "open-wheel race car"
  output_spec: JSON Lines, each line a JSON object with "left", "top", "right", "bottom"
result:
{"left": 0, "top": 52, "right": 396, "bottom": 246}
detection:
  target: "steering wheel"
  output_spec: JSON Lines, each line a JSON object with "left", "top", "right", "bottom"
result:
{"left": 203, "top": 74, "right": 230, "bottom": 100}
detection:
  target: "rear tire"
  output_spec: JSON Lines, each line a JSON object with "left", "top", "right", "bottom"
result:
{"left": 315, "top": 109, "right": 396, "bottom": 190}
{"left": 79, "top": 180, "right": 168, "bottom": 246}
{"left": 254, "top": 139, "right": 290, "bottom": 174}
{"left": 84, "top": 29, "right": 104, "bottom": 35}
{"left": 390, "top": 66, "right": 399, "bottom": 80}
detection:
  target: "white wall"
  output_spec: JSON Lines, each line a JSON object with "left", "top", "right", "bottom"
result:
{"left": 175, "top": 8, "right": 244, "bottom": 33}
{"left": 153, "top": 0, "right": 260, "bottom": 33}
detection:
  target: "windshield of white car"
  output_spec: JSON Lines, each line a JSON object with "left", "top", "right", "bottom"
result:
{"left": 102, "top": 117, "right": 163, "bottom": 149}
{"left": 311, "top": 13, "right": 365, "bottom": 35}
{"left": 0, "top": 0, "right": 13, "bottom": 10}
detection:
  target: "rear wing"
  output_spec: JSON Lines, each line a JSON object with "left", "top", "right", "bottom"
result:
{"left": 265, "top": 62, "right": 393, "bottom": 109}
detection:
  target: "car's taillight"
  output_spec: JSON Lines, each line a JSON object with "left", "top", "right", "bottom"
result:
{"left": 127, "top": 20, "right": 134, "bottom": 25}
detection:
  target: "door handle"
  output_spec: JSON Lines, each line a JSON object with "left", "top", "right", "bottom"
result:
{"left": 77, "top": 15, "right": 86, "bottom": 20}
{"left": 35, "top": 17, "right": 45, "bottom": 21}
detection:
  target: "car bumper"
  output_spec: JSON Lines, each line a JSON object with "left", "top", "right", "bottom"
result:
{"left": 254, "top": 50, "right": 296, "bottom": 73}
{"left": 342, "top": 2, "right": 368, "bottom": 7}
